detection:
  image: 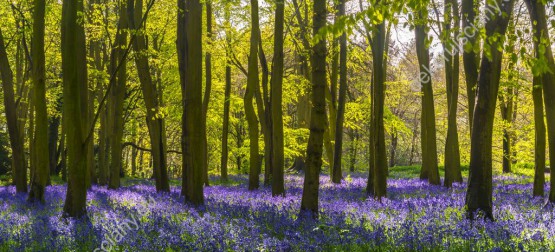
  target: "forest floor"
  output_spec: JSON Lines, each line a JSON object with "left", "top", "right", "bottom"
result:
{"left": 0, "top": 166, "right": 554, "bottom": 251}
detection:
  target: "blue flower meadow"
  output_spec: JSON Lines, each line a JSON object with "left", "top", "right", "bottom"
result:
{"left": 0, "top": 174, "right": 553, "bottom": 251}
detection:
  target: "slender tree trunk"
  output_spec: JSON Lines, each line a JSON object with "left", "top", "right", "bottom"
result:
{"left": 443, "top": 0, "right": 462, "bottom": 187}
{"left": 220, "top": 5, "right": 231, "bottom": 182}
{"left": 524, "top": 0, "right": 555, "bottom": 202}
{"left": 389, "top": 131, "right": 397, "bottom": 168}
{"left": 178, "top": 0, "right": 205, "bottom": 205}
{"left": 202, "top": 1, "right": 213, "bottom": 186}
{"left": 258, "top": 30, "right": 272, "bottom": 187}
{"left": 369, "top": 13, "right": 388, "bottom": 199}
{"left": 532, "top": 78, "right": 546, "bottom": 196}
{"left": 415, "top": 9, "right": 440, "bottom": 185}
{"left": 300, "top": 0, "right": 326, "bottom": 217}
{"left": 127, "top": 0, "right": 170, "bottom": 192}
{"left": 108, "top": 2, "right": 128, "bottom": 190}
{"left": 0, "top": 29, "right": 27, "bottom": 193}
{"left": 270, "top": 0, "right": 285, "bottom": 196}
{"left": 331, "top": 0, "right": 347, "bottom": 183}
{"left": 246, "top": 0, "right": 261, "bottom": 190}
{"left": 465, "top": 0, "right": 515, "bottom": 220}
{"left": 62, "top": 0, "right": 89, "bottom": 218}
{"left": 499, "top": 87, "right": 514, "bottom": 173}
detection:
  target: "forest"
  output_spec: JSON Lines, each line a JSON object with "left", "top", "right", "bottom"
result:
{"left": 0, "top": 0, "right": 554, "bottom": 250}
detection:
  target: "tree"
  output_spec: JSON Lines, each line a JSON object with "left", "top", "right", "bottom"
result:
{"left": 61, "top": 0, "right": 89, "bottom": 217}
{"left": 524, "top": 0, "right": 555, "bottom": 202}
{"left": 220, "top": 2, "right": 232, "bottom": 182}
{"left": 127, "top": 0, "right": 170, "bottom": 192}
{"left": 413, "top": 4, "right": 439, "bottom": 185}
{"left": 246, "top": 0, "right": 261, "bottom": 190}
{"left": 202, "top": 1, "right": 213, "bottom": 187}
{"left": 331, "top": 0, "right": 347, "bottom": 184}
{"left": 108, "top": 1, "right": 128, "bottom": 190}
{"left": 28, "top": 0, "right": 50, "bottom": 202}
{"left": 461, "top": 0, "right": 479, "bottom": 131}
{"left": 0, "top": 29, "right": 27, "bottom": 194}
{"left": 465, "top": 0, "right": 515, "bottom": 220}
{"left": 434, "top": 0, "right": 462, "bottom": 187}
{"left": 177, "top": 0, "right": 204, "bottom": 205}
{"left": 300, "top": 0, "right": 326, "bottom": 216}
{"left": 270, "top": 0, "right": 285, "bottom": 196}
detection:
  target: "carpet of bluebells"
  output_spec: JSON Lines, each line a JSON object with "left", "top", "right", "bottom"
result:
{"left": 0, "top": 173, "right": 554, "bottom": 251}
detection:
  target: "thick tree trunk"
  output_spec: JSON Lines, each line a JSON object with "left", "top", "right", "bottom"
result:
{"left": 461, "top": 0, "right": 479, "bottom": 131}
{"left": 62, "top": 0, "right": 89, "bottom": 218}
{"left": 0, "top": 29, "right": 27, "bottom": 193}
{"left": 178, "top": 0, "right": 205, "bottom": 205}
{"left": 465, "top": 0, "right": 515, "bottom": 219}
{"left": 270, "top": 0, "right": 285, "bottom": 196}
{"left": 300, "top": 0, "right": 326, "bottom": 217}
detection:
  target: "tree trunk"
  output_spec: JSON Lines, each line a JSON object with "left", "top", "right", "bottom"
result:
{"left": 178, "top": 0, "right": 205, "bottom": 205}
{"left": 461, "top": 0, "right": 479, "bottom": 131}
{"left": 127, "top": 0, "right": 170, "bottom": 192}
{"left": 415, "top": 9, "right": 440, "bottom": 185}
{"left": 202, "top": 1, "right": 213, "bottom": 186}
{"left": 62, "top": 0, "right": 89, "bottom": 218}
{"left": 246, "top": 0, "right": 261, "bottom": 190}
{"left": 524, "top": 0, "right": 555, "bottom": 202}
{"left": 465, "top": 0, "right": 515, "bottom": 220}
{"left": 331, "top": 0, "right": 347, "bottom": 183}
{"left": 499, "top": 87, "right": 514, "bottom": 173}
{"left": 532, "top": 78, "right": 546, "bottom": 196}
{"left": 108, "top": 3, "right": 128, "bottom": 190}
{"left": 0, "top": 29, "right": 27, "bottom": 193}
{"left": 220, "top": 4, "right": 231, "bottom": 182}
{"left": 300, "top": 0, "right": 326, "bottom": 217}
{"left": 443, "top": 0, "right": 462, "bottom": 187}
{"left": 29, "top": 0, "right": 50, "bottom": 202}
{"left": 270, "top": 0, "right": 286, "bottom": 196}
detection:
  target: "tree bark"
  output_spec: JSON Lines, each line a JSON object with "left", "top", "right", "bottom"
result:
{"left": 300, "top": 0, "right": 326, "bottom": 217}
{"left": 220, "top": 3, "right": 231, "bottom": 182}
{"left": 108, "top": 2, "right": 128, "bottom": 190}
{"left": 202, "top": 1, "right": 213, "bottom": 186}
{"left": 246, "top": 0, "right": 261, "bottom": 190}
{"left": 524, "top": 0, "right": 555, "bottom": 202}
{"left": 62, "top": 0, "right": 89, "bottom": 218}
{"left": 415, "top": 9, "right": 440, "bottom": 185}
{"left": 29, "top": 0, "right": 50, "bottom": 202}
{"left": 442, "top": 0, "right": 462, "bottom": 187}
{"left": 465, "top": 0, "right": 515, "bottom": 220}
{"left": 178, "top": 0, "right": 205, "bottom": 205}
{"left": 461, "top": 0, "right": 479, "bottom": 131}
{"left": 127, "top": 0, "right": 170, "bottom": 192}
{"left": 0, "top": 29, "right": 27, "bottom": 193}
{"left": 270, "top": 0, "right": 286, "bottom": 196}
